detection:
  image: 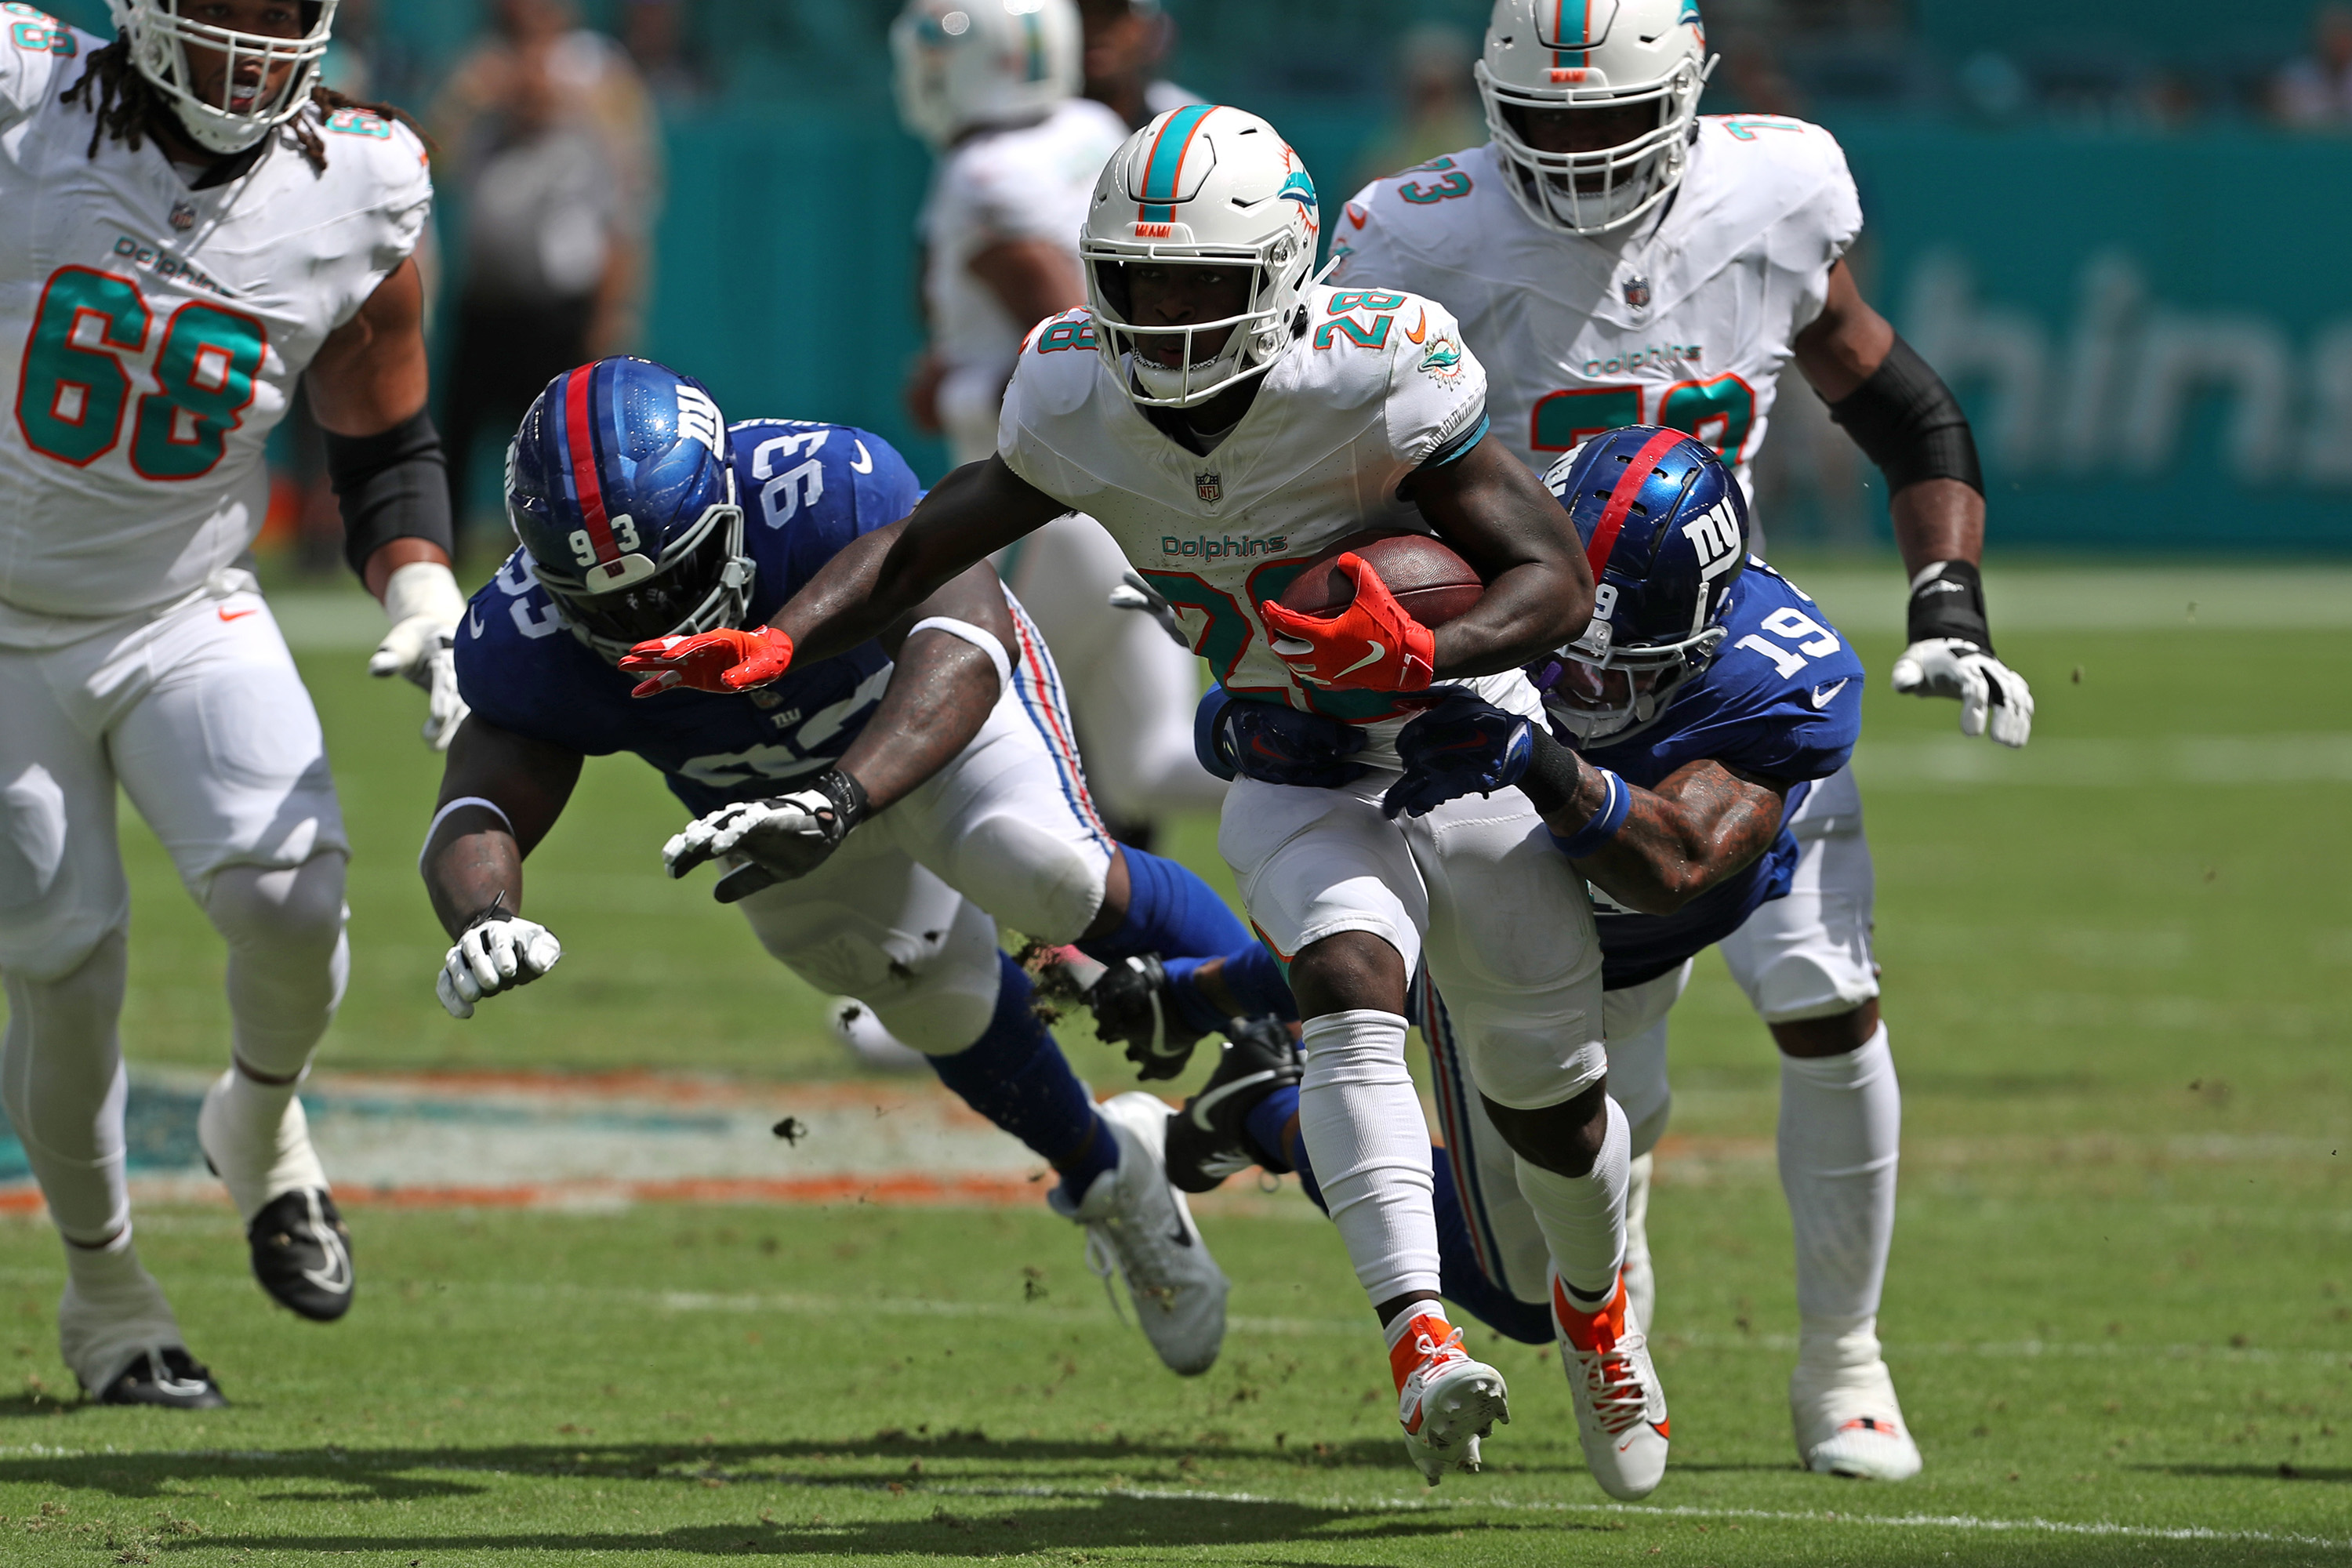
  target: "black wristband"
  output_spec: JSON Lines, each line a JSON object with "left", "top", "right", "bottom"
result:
{"left": 1519, "top": 724, "right": 1582, "bottom": 817}
{"left": 326, "top": 408, "right": 456, "bottom": 580}
{"left": 808, "top": 768, "right": 869, "bottom": 840}
{"left": 1827, "top": 334, "right": 1984, "bottom": 499}
{"left": 1906, "top": 559, "right": 1994, "bottom": 651}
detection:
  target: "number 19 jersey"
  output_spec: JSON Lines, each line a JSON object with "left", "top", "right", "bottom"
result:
{"left": 0, "top": 19, "right": 431, "bottom": 637}
{"left": 996, "top": 285, "right": 1530, "bottom": 761}
{"left": 1330, "top": 117, "right": 1861, "bottom": 501}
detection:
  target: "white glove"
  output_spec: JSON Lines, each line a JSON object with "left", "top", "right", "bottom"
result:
{"left": 662, "top": 773, "right": 866, "bottom": 898}
{"left": 370, "top": 560, "right": 470, "bottom": 752}
{"left": 1891, "top": 638, "right": 2034, "bottom": 748}
{"left": 1107, "top": 568, "right": 1190, "bottom": 648}
{"left": 437, "top": 913, "right": 563, "bottom": 1019}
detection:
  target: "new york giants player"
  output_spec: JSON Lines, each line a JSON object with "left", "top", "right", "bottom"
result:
{"left": 0, "top": 0, "right": 466, "bottom": 1406}
{"left": 1168, "top": 430, "right": 1902, "bottom": 1490}
{"left": 892, "top": 0, "right": 1221, "bottom": 844}
{"left": 1327, "top": 0, "right": 2031, "bottom": 1479}
{"left": 421, "top": 358, "right": 1262, "bottom": 1377}
{"left": 625, "top": 107, "right": 1655, "bottom": 1496}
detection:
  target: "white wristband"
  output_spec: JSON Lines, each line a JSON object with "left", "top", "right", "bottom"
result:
{"left": 418, "top": 795, "right": 515, "bottom": 874}
{"left": 906, "top": 615, "right": 1012, "bottom": 692}
{"left": 382, "top": 559, "right": 466, "bottom": 628}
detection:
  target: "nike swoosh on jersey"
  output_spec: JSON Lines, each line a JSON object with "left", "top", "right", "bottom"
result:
{"left": 851, "top": 440, "right": 874, "bottom": 474}
{"left": 1809, "top": 679, "right": 1849, "bottom": 708}
{"left": 1334, "top": 642, "right": 1387, "bottom": 681}
{"left": 218, "top": 606, "right": 257, "bottom": 622}
{"left": 467, "top": 607, "right": 485, "bottom": 638}
{"left": 1405, "top": 310, "right": 1427, "bottom": 344}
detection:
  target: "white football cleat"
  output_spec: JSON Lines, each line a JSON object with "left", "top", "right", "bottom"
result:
{"left": 826, "top": 997, "right": 929, "bottom": 1072}
{"left": 1792, "top": 1320, "right": 1922, "bottom": 1481}
{"left": 1391, "top": 1312, "right": 1509, "bottom": 1485}
{"left": 1555, "top": 1272, "right": 1670, "bottom": 1500}
{"left": 1049, "top": 1091, "right": 1229, "bottom": 1376}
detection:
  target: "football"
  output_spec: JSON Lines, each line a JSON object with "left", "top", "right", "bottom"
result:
{"left": 1273, "top": 530, "right": 1484, "bottom": 628}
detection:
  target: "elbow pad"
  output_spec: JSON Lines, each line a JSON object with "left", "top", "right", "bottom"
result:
{"left": 325, "top": 408, "right": 456, "bottom": 580}
{"left": 1827, "top": 335, "right": 1984, "bottom": 498}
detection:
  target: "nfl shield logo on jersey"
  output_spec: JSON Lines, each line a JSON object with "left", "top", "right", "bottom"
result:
{"left": 169, "top": 200, "right": 197, "bottom": 233}
{"left": 1196, "top": 471, "right": 1221, "bottom": 504}
{"left": 1622, "top": 273, "right": 1651, "bottom": 310}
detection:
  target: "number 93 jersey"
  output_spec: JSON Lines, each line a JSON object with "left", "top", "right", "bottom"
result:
{"left": 1330, "top": 117, "right": 1860, "bottom": 502}
{"left": 0, "top": 16, "right": 430, "bottom": 633}
{"left": 998, "top": 285, "right": 1531, "bottom": 759}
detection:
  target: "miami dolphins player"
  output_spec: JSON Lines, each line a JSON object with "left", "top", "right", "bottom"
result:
{"left": 420, "top": 357, "right": 1261, "bottom": 1377}
{"left": 892, "top": 0, "right": 1221, "bottom": 843}
{"left": 1167, "top": 430, "right": 1901, "bottom": 1489}
{"left": 624, "top": 107, "right": 1661, "bottom": 1498}
{"left": 1327, "top": 0, "right": 2030, "bottom": 1478}
{"left": 0, "top": 1, "right": 466, "bottom": 1406}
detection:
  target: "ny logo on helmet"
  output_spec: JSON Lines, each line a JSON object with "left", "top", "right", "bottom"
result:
{"left": 1196, "top": 471, "right": 1221, "bottom": 503}
{"left": 1680, "top": 498, "right": 1741, "bottom": 578}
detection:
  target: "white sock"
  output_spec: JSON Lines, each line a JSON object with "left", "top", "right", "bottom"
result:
{"left": 200, "top": 1066, "right": 328, "bottom": 1223}
{"left": 1297, "top": 1010, "right": 1440, "bottom": 1305}
{"left": 58, "top": 1225, "right": 183, "bottom": 1392}
{"left": 1621, "top": 1150, "right": 1656, "bottom": 1336}
{"left": 1513, "top": 1093, "right": 1629, "bottom": 1307}
{"left": 1778, "top": 1022, "right": 1900, "bottom": 1328}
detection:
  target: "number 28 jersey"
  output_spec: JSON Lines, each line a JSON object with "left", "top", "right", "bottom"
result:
{"left": 996, "top": 285, "right": 1534, "bottom": 762}
{"left": 0, "top": 17, "right": 431, "bottom": 635}
{"left": 1330, "top": 117, "right": 1861, "bottom": 500}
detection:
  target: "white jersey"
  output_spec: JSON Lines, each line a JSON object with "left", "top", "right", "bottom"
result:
{"left": 1330, "top": 116, "right": 1861, "bottom": 499}
{"left": 998, "top": 285, "right": 1534, "bottom": 762}
{"left": 0, "top": 20, "right": 430, "bottom": 637}
{"left": 921, "top": 98, "right": 1126, "bottom": 463}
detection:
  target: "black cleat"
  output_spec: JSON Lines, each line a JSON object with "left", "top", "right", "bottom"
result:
{"left": 97, "top": 1348, "right": 227, "bottom": 1409}
{"left": 1085, "top": 953, "right": 1205, "bottom": 1080}
{"left": 1164, "top": 1015, "right": 1303, "bottom": 1193}
{"left": 249, "top": 1189, "right": 354, "bottom": 1322}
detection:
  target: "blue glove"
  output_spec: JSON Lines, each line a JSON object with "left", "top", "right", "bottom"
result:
{"left": 1195, "top": 684, "right": 1368, "bottom": 788}
{"left": 1383, "top": 690, "right": 1535, "bottom": 819}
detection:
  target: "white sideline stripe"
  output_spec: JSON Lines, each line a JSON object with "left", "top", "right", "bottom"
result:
{"left": 1784, "top": 566, "right": 2352, "bottom": 635}
{"left": 1854, "top": 732, "right": 2352, "bottom": 789}
{"left": 918, "top": 1482, "right": 2352, "bottom": 1547}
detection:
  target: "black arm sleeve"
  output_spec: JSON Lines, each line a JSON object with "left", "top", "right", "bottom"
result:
{"left": 325, "top": 408, "right": 456, "bottom": 581}
{"left": 1519, "top": 723, "right": 1583, "bottom": 818}
{"left": 1825, "top": 334, "right": 1984, "bottom": 499}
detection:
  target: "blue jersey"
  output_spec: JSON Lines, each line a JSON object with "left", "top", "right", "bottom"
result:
{"left": 455, "top": 421, "right": 925, "bottom": 817}
{"left": 1578, "top": 558, "right": 1865, "bottom": 989}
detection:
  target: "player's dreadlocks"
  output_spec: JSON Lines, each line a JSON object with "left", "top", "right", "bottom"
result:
{"left": 60, "top": 36, "right": 423, "bottom": 176}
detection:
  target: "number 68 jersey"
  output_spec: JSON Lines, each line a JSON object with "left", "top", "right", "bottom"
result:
{"left": 1330, "top": 117, "right": 1860, "bottom": 503}
{"left": 0, "top": 17, "right": 430, "bottom": 637}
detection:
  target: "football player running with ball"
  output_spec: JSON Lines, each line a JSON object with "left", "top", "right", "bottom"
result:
{"left": 0, "top": 1, "right": 464, "bottom": 1406}
{"left": 626, "top": 108, "right": 1660, "bottom": 1497}
{"left": 893, "top": 0, "right": 1223, "bottom": 844}
{"left": 1325, "top": 0, "right": 2038, "bottom": 1480}
{"left": 420, "top": 358, "right": 1269, "bottom": 1378}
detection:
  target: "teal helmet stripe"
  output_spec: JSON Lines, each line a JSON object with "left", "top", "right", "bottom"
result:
{"left": 1022, "top": 10, "right": 1045, "bottom": 80}
{"left": 1137, "top": 103, "right": 1215, "bottom": 223}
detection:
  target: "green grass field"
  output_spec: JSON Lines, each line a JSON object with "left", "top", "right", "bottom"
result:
{"left": 1, "top": 560, "right": 2346, "bottom": 1564}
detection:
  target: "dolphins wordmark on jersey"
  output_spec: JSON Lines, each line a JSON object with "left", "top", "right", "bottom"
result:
{"left": 456, "top": 421, "right": 925, "bottom": 818}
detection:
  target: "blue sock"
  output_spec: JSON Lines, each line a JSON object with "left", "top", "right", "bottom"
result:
{"left": 1077, "top": 848, "right": 1252, "bottom": 968}
{"left": 927, "top": 953, "right": 1117, "bottom": 1199}
{"left": 1163, "top": 943, "right": 1299, "bottom": 1032}
{"left": 1243, "top": 1081, "right": 1301, "bottom": 1175}
{"left": 1282, "top": 1121, "right": 1552, "bottom": 1347}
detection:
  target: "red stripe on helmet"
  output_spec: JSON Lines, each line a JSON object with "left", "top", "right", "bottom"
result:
{"left": 563, "top": 364, "right": 619, "bottom": 564}
{"left": 1584, "top": 427, "right": 1687, "bottom": 582}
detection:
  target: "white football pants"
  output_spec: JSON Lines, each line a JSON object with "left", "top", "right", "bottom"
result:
{"left": 0, "top": 577, "right": 348, "bottom": 1254}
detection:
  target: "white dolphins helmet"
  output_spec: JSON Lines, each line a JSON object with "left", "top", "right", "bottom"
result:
{"left": 1475, "top": 0, "right": 1715, "bottom": 235}
{"left": 109, "top": 0, "right": 339, "bottom": 155}
{"left": 1078, "top": 104, "right": 1322, "bottom": 408}
{"left": 890, "top": 0, "right": 1082, "bottom": 149}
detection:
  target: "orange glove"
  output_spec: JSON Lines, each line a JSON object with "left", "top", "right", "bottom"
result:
{"left": 619, "top": 626, "right": 796, "bottom": 696}
{"left": 1259, "top": 555, "right": 1437, "bottom": 691}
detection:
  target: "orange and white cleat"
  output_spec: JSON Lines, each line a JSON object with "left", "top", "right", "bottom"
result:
{"left": 1554, "top": 1272, "right": 1670, "bottom": 1499}
{"left": 1390, "top": 1310, "right": 1509, "bottom": 1485}
{"left": 1791, "top": 1320, "right": 1922, "bottom": 1480}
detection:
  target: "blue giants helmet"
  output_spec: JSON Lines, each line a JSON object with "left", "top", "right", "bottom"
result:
{"left": 506, "top": 358, "right": 753, "bottom": 662}
{"left": 1530, "top": 426, "right": 1748, "bottom": 746}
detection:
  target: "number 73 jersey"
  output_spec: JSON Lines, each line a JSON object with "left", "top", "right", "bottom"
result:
{"left": 0, "top": 17, "right": 430, "bottom": 630}
{"left": 1330, "top": 117, "right": 1861, "bottom": 501}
